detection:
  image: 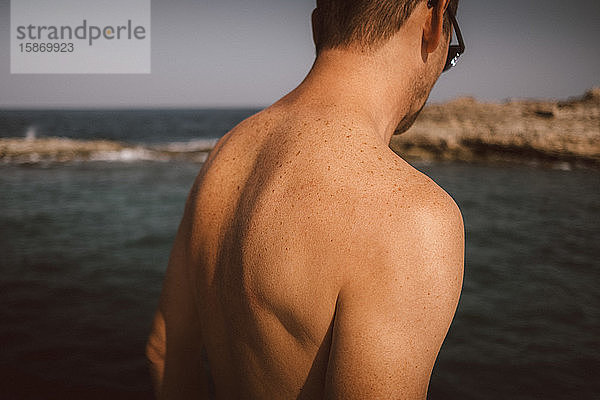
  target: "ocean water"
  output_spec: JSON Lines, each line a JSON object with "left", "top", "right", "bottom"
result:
{"left": 0, "top": 110, "right": 599, "bottom": 399}
{"left": 0, "top": 109, "right": 257, "bottom": 144}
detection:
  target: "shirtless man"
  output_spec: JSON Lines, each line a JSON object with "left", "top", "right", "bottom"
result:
{"left": 146, "top": 0, "right": 465, "bottom": 398}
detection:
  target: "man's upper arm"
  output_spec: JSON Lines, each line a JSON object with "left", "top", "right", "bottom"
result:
{"left": 146, "top": 309, "right": 166, "bottom": 395}
{"left": 324, "top": 198, "right": 464, "bottom": 399}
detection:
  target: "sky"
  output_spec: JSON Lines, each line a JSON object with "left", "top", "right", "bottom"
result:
{"left": 0, "top": 0, "right": 599, "bottom": 108}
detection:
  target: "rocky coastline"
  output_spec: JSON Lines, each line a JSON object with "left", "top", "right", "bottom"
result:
{"left": 390, "top": 88, "right": 600, "bottom": 168}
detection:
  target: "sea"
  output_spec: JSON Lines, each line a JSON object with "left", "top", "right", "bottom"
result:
{"left": 0, "top": 110, "right": 598, "bottom": 399}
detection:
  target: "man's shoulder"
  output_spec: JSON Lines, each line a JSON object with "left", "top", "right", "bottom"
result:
{"left": 340, "top": 159, "right": 464, "bottom": 279}
{"left": 355, "top": 156, "right": 463, "bottom": 231}
{"left": 395, "top": 166, "right": 463, "bottom": 231}
{"left": 386, "top": 162, "right": 463, "bottom": 250}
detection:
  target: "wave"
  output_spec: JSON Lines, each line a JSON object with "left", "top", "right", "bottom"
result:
{"left": 0, "top": 137, "right": 216, "bottom": 164}
{"left": 153, "top": 138, "right": 218, "bottom": 153}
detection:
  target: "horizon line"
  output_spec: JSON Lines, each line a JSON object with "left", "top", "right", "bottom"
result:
{"left": 0, "top": 87, "right": 597, "bottom": 111}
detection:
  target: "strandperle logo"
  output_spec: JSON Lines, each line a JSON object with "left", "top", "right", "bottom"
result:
{"left": 11, "top": 0, "right": 151, "bottom": 74}
{"left": 15, "top": 19, "right": 148, "bottom": 46}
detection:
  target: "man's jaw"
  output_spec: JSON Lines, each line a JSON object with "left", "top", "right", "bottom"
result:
{"left": 393, "top": 101, "right": 426, "bottom": 136}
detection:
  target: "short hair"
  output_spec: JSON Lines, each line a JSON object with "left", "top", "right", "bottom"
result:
{"left": 313, "top": 0, "right": 458, "bottom": 54}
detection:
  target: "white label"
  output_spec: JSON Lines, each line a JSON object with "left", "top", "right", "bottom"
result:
{"left": 11, "top": 0, "right": 151, "bottom": 74}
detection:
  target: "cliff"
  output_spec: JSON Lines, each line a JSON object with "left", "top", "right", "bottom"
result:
{"left": 390, "top": 88, "right": 600, "bottom": 167}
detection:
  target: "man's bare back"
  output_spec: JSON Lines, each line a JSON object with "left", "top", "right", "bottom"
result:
{"left": 147, "top": 101, "right": 463, "bottom": 399}
{"left": 147, "top": 1, "right": 465, "bottom": 398}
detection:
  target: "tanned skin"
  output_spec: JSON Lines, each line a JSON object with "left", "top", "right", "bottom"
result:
{"left": 147, "top": 1, "right": 464, "bottom": 398}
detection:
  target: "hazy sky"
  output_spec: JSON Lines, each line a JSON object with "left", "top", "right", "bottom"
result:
{"left": 1, "top": 0, "right": 599, "bottom": 108}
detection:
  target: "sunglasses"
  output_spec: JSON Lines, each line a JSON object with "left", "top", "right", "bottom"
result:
{"left": 443, "top": 7, "right": 465, "bottom": 72}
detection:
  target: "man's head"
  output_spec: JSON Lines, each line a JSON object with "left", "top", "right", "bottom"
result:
{"left": 311, "top": 0, "right": 460, "bottom": 135}
{"left": 312, "top": 0, "right": 458, "bottom": 54}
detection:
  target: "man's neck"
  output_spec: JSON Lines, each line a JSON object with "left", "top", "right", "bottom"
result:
{"left": 279, "top": 46, "right": 420, "bottom": 145}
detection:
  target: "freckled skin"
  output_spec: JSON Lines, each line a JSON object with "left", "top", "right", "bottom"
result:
{"left": 147, "top": 2, "right": 464, "bottom": 399}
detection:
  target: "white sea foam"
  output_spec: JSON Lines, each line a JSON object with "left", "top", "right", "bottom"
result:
{"left": 154, "top": 138, "right": 218, "bottom": 153}
{"left": 0, "top": 137, "right": 217, "bottom": 165}
{"left": 25, "top": 126, "right": 37, "bottom": 141}
{"left": 88, "top": 148, "right": 169, "bottom": 163}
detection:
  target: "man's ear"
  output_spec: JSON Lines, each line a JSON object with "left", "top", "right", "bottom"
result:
{"left": 422, "top": 0, "right": 451, "bottom": 54}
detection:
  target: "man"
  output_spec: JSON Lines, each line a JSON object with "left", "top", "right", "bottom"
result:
{"left": 146, "top": 0, "right": 465, "bottom": 398}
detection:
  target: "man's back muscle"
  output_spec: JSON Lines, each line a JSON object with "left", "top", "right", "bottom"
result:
{"left": 150, "top": 105, "right": 464, "bottom": 399}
